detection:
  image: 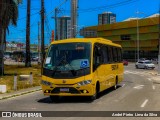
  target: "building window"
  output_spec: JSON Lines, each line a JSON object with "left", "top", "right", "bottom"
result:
{"left": 121, "top": 34, "right": 131, "bottom": 40}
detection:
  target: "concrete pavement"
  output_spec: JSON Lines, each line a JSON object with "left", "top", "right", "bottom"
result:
{"left": 151, "top": 75, "right": 160, "bottom": 84}
{"left": 148, "top": 68, "right": 160, "bottom": 84}
{"left": 127, "top": 62, "right": 160, "bottom": 83}
{"left": 0, "top": 63, "right": 160, "bottom": 100}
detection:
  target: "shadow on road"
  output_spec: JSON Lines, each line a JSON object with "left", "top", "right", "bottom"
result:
{"left": 37, "top": 96, "right": 93, "bottom": 104}
{"left": 37, "top": 85, "right": 122, "bottom": 104}
{"left": 97, "top": 85, "right": 121, "bottom": 99}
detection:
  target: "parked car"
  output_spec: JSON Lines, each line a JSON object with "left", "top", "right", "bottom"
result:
{"left": 123, "top": 60, "right": 128, "bottom": 66}
{"left": 151, "top": 58, "right": 158, "bottom": 64}
{"left": 138, "top": 58, "right": 148, "bottom": 62}
{"left": 31, "top": 56, "right": 39, "bottom": 61}
{"left": 135, "top": 60, "right": 155, "bottom": 69}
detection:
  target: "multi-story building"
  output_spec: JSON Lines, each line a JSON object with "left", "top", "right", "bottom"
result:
{"left": 98, "top": 12, "right": 116, "bottom": 25}
{"left": 57, "top": 16, "right": 71, "bottom": 40}
{"left": 80, "top": 14, "right": 159, "bottom": 61}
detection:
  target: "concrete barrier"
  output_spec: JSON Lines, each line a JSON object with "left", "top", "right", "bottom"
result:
{"left": 0, "top": 85, "right": 7, "bottom": 93}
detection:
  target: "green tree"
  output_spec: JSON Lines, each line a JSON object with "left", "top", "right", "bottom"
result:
{"left": 0, "top": 0, "right": 22, "bottom": 75}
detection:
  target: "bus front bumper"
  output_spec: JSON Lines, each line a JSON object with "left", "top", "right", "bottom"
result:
{"left": 42, "top": 84, "right": 95, "bottom": 96}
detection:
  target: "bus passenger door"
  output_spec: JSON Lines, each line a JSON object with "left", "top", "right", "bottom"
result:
{"left": 93, "top": 44, "right": 109, "bottom": 92}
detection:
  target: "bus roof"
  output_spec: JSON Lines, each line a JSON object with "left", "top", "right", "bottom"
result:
{"left": 51, "top": 38, "right": 121, "bottom": 47}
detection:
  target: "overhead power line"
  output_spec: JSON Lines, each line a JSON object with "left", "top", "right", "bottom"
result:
{"left": 59, "top": 0, "right": 139, "bottom": 14}
{"left": 17, "top": 11, "right": 40, "bottom": 21}
{"left": 79, "top": 0, "right": 138, "bottom": 13}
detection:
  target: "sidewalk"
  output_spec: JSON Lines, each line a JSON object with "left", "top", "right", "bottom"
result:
{"left": 148, "top": 68, "right": 160, "bottom": 84}
{"left": 151, "top": 75, "right": 160, "bottom": 84}
{"left": 0, "top": 86, "right": 41, "bottom": 100}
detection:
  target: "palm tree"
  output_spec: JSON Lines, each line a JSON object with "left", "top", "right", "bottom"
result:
{"left": 0, "top": 0, "right": 22, "bottom": 75}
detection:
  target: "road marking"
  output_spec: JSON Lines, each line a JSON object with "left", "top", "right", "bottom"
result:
{"left": 152, "top": 85, "right": 155, "bottom": 90}
{"left": 141, "top": 99, "right": 148, "bottom": 108}
{"left": 124, "top": 70, "right": 154, "bottom": 76}
{"left": 134, "top": 85, "right": 144, "bottom": 89}
{"left": 122, "top": 84, "right": 125, "bottom": 87}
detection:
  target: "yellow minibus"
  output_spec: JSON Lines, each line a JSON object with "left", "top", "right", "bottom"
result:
{"left": 41, "top": 38, "right": 124, "bottom": 101}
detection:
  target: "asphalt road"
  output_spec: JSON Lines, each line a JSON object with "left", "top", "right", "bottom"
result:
{"left": 0, "top": 63, "right": 160, "bottom": 120}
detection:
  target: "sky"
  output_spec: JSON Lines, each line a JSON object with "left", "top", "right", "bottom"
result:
{"left": 6, "top": 0, "right": 160, "bottom": 45}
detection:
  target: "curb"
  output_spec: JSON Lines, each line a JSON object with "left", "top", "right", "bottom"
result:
{"left": 152, "top": 80, "right": 160, "bottom": 84}
{"left": 0, "top": 88, "right": 42, "bottom": 100}
{"left": 149, "top": 72, "right": 158, "bottom": 76}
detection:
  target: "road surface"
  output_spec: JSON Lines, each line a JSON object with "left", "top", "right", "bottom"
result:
{"left": 0, "top": 63, "right": 160, "bottom": 120}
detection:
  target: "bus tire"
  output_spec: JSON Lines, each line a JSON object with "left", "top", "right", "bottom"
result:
{"left": 91, "top": 82, "right": 100, "bottom": 101}
{"left": 50, "top": 95, "right": 59, "bottom": 102}
{"left": 114, "top": 77, "right": 118, "bottom": 90}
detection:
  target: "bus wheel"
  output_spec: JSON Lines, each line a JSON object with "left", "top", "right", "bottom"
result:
{"left": 114, "top": 78, "right": 118, "bottom": 90}
{"left": 50, "top": 95, "right": 59, "bottom": 102}
{"left": 91, "top": 82, "right": 99, "bottom": 101}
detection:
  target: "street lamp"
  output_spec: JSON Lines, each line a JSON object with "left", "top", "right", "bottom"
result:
{"left": 136, "top": 10, "right": 160, "bottom": 74}
{"left": 136, "top": 11, "right": 149, "bottom": 61}
{"left": 136, "top": 11, "right": 140, "bottom": 62}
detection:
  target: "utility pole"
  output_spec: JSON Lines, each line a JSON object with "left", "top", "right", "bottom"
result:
{"left": 55, "top": 8, "right": 58, "bottom": 40}
{"left": 25, "top": 0, "right": 31, "bottom": 67}
{"left": 41, "top": 0, "right": 45, "bottom": 67}
{"left": 0, "top": 0, "right": 4, "bottom": 75}
{"left": 137, "top": 15, "right": 139, "bottom": 61}
{"left": 38, "top": 22, "right": 41, "bottom": 64}
{"left": 158, "top": 3, "right": 160, "bottom": 74}
{"left": 71, "top": 0, "right": 78, "bottom": 38}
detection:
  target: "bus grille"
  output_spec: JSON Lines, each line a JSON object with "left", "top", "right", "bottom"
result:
{"left": 51, "top": 87, "right": 80, "bottom": 94}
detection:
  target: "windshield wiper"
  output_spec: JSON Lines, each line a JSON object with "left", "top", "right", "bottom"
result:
{"left": 52, "top": 53, "right": 77, "bottom": 76}
{"left": 52, "top": 58, "right": 65, "bottom": 76}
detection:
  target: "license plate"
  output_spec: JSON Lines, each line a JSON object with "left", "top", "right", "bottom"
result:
{"left": 60, "top": 88, "right": 69, "bottom": 92}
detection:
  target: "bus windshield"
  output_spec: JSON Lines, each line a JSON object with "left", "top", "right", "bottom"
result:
{"left": 44, "top": 42, "right": 91, "bottom": 78}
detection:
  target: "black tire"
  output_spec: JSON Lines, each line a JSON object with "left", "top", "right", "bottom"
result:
{"left": 144, "top": 66, "right": 148, "bottom": 69}
{"left": 114, "top": 78, "right": 118, "bottom": 90}
{"left": 50, "top": 96, "right": 59, "bottom": 102}
{"left": 136, "top": 65, "right": 138, "bottom": 69}
{"left": 90, "top": 82, "right": 99, "bottom": 101}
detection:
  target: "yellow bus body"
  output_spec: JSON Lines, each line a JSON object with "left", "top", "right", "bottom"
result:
{"left": 41, "top": 38, "right": 124, "bottom": 98}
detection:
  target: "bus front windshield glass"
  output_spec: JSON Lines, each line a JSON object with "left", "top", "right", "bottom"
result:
{"left": 44, "top": 43, "right": 91, "bottom": 78}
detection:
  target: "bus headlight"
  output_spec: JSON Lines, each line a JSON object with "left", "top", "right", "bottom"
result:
{"left": 77, "top": 80, "right": 92, "bottom": 86}
{"left": 41, "top": 80, "right": 52, "bottom": 86}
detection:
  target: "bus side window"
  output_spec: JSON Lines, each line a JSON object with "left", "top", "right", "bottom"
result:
{"left": 108, "top": 46, "right": 113, "bottom": 63}
{"left": 117, "top": 48, "right": 122, "bottom": 62}
{"left": 112, "top": 47, "right": 118, "bottom": 62}
{"left": 115, "top": 48, "right": 118, "bottom": 62}
{"left": 93, "top": 44, "right": 102, "bottom": 71}
{"left": 101, "top": 46, "right": 108, "bottom": 63}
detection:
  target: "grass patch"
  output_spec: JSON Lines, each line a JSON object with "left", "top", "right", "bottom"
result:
{"left": 0, "top": 65, "right": 41, "bottom": 93}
